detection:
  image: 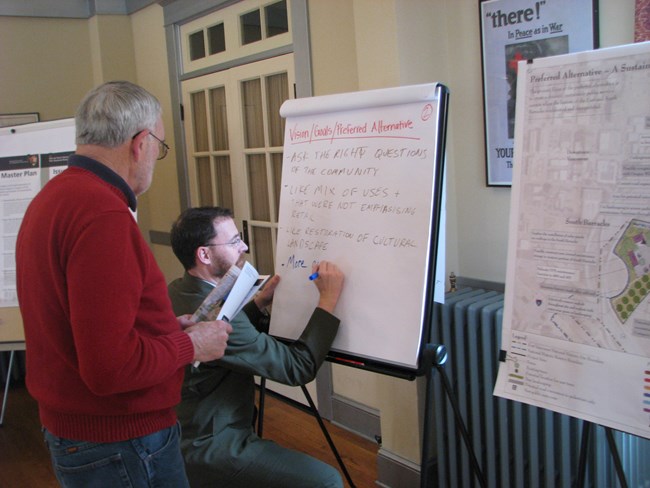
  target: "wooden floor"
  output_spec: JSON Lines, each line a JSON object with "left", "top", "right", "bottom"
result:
{"left": 0, "top": 383, "right": 379, "bottom": 488}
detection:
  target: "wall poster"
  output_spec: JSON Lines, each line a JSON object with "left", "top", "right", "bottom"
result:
{"left": 493, "top": 41, "right": 650, "bottom": 439}
{"left": 0, "top": 119, "right": 74, "bottom": 310}
{"left": 480, "top": 0, "right": 598, "bottom": 186}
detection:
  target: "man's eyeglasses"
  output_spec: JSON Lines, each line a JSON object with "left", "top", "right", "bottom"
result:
{"left": 148, "top": 132, "right": 170, "bottom": 160}
{"left": 206, "top": 236, "right": 244, "bottom": 248}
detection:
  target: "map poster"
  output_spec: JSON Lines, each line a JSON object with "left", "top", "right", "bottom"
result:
{"left": 493, "top": 41, "right": 650, "bottom": 439}
{"left": 480, "top": 0, "right": 596, "bottom": 186}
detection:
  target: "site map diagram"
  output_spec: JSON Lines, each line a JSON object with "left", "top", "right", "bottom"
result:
{"left": 494, "top": 43, "right": 650, "bottom": 439}
{"left": 507, "top": 53, "right": 650, "bottom": 357}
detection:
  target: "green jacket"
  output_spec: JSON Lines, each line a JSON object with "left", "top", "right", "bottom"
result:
{"left": 168, "top": 272, "right": 340, "bottom": 484}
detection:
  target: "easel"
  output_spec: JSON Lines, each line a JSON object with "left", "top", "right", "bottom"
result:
{"left": 419, "top": 343, "right": 487, "bottom": 488}
{"left": 1, "top": 342, "right": 25, "bottom": 426}
{"left": 1, "top": 350, "right": 16, "bottom": 425}
{"left": 576, "top": 421, "right": 628, "bottom": 488}
{"left": 260, "top": 82, "right": 451, "bottom": 488}
{"left": 414, "top": 85, "right": 483, "bottom": 487}
{"left": 255, "top": 376, "right": 357, "bottom": 488}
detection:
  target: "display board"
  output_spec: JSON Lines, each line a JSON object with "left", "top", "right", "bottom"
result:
{"left": 494, "top": 42, "right": 650, "bottom": 439}
{"left": 269, "top": 83, "right": 448, "bottom": 373}
{"left": 0, "top": 118, "right": 74, "bottom": 348}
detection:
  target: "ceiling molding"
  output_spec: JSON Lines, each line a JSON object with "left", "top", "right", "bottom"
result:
{"left": 0, "top": 0, "right": 158, "bottom": 18}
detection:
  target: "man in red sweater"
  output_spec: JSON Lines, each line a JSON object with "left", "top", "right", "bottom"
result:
{"left": 16, "top": 81, "right": 232, "bottom": 488}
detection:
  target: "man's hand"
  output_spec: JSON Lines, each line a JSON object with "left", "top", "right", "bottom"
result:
{"left": 177, "top": 314, "right": 195, "bottom": 330}
{"left": 185, "top": 320, "right": 232, "bottom": 363}
{"left": 253, "top": 274, "right": 280, "bottom": 310}
{"left": 311, "top": 261, "right": 344, "bottom": 314}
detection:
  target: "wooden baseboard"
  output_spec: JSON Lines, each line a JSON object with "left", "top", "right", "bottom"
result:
{"left": 330, "top": 394, "right": 380, "bottom": 443}
{"left": 331, "top": 395, "right": 423, "bottom": 487}
{"left": 376, "top": 447, "right": 421, "bottom": 488}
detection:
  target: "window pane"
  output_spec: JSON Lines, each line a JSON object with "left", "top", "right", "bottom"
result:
{"left": 214, "top": 155, "right": 233, "bottom": 210}
{"left": 241, "top": 9, "right": 261, "bottom": 45}
{"left": 265, "top": 1, "right": 288, "bottom": 38}
{"left": 252, "top": 226, "right": 275, "bottom": 275}
{"left": 191, "top": 91, "right": 209, "bottom": 152}
{"left": 207, "top": 23, "right": 225, "bottom": 55}
{"left": 265, "top": 72, "right": 288, "bottom": 147}
{"left": 241, "top": 79, "right": 264, "bottom": 148}
{"left": 247, "top": 154, "right": 270, "bottom": 221}
{"left": 271, "top": 152, "right": 283, "bottom": 221}
{"left": 209, "top": 86, "right": 229, "bottom": 151}
{"left": 196, "top": 156, "right": 213, "bottom": 206}
{"left": 189, "top": 30, "right": 205, "bottom": 61}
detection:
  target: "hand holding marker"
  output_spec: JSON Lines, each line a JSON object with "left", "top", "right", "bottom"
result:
{"left": 308, "top": 262, "right": 364, "bottom": 367}
{"left": 309, "top": 258, "right": 320, "bottom": 280}
{"left": 308, "top": 261, "right": 344, "bottom": 315}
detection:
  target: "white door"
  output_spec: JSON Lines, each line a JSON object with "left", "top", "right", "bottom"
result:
{"left": 181, "top": 54, "right": 294, "bottom": 277}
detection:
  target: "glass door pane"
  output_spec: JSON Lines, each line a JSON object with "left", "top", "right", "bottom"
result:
{"left": 247, "top": 153, "right": 270, "bottom": 221}
{"left": 184, "top": 85, "right": 234, "bottom": 212}
{"left": 196, "top": 156, "right": 213, "bottom": 205}
{"left": 252, "top": 226, "right": 274, "bottom": 275}
{"left": 215, "top": 155, "right": 233, "bottom": 210}
{"left": 191, "top": 91, "right": 208, "bottom": 152}
{"left": 241, "top": 78, "right": 264, "bottom": 148}
{"left": 270, "top": 152, "right": 283, "bottom": 219}
{"left": 210, "top": 86, "right": 229, "bottom": 150}
{"left": 266, "top": 72, "right": 287, "bottom": 147}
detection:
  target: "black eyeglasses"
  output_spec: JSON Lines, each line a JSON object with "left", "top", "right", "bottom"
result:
{"left": 148, "top": 132, "right": 170, "bottom": 160}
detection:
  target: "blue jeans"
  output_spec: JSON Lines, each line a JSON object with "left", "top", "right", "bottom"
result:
{"left": 43, "top": 422, "right": 190, "bottom": 488}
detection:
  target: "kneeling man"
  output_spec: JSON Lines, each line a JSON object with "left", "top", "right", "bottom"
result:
{"left": 168, "top": 206, "right": 345, "bottom": 488}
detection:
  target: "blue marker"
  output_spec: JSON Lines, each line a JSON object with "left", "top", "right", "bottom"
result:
{"left": 308, "top": 272, "right": 319, "bottom": 281}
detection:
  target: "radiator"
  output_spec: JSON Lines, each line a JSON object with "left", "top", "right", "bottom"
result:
{"left": 427, "top": 287, "right": 650, "bottom": 488}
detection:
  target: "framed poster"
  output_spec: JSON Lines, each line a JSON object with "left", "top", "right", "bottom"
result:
{"left": 480, "top": 0, "right": 598, "bottom": 186}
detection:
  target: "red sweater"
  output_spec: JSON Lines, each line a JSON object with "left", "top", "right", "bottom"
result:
{"left": 16, "top": 155, "right": 194, "bottom": 442}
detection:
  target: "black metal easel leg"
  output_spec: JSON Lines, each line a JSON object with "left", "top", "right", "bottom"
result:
{"left": 300, "top": 385, "right": 356, "bottom": 488}
{"left": 605, "top": 427, "right": 628, "bottom": 488}
{"left": 257, "top": 378, "right": 266, "bottom": 437}
{"left": 1, "top": 350, "right": 15, "bottom": 426}
{"left": 577, "top": 421, "right": 628, "bottom": 488}
{"left": 420, "top": 344, "right": 486, "bottom": 488}
{"left": 576, "top": 421, "right": 592, "bottom": 488}
{"left": 420, "top": 344, "right": 444, "bottom": 488}
{"left": 434, "top": 362, "right": 487, "bottom": 488}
